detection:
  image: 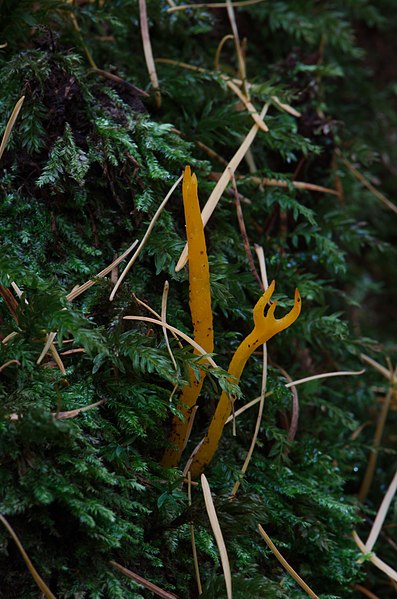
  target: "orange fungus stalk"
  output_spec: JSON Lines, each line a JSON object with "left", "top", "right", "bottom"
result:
{"left": 162, "top": 166, "right": 214, "bottom": 467}
{"left": 188, "top": 281, "right": 301, "bottom": 478}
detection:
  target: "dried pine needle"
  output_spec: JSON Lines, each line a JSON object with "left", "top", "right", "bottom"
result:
{"left": 123, "top": 315, "right": 218, "bottom": 368}
{"left": 161, "top": 281, "right": 178, "bottom": 372}
{"left": 156, "top": 58, "right": 301, "bottom": 118}
{"left": 353, "top": 531, "right": 397, "bottom": 583}
{"left": 55, "top": 399, "right": 107, "bottom": 420}
{"left": 67, "top": 240, "right": 138, "bottom": 301}
{"left": 110, "top": 174, "right": 182, "bottom": 300}
{"left": 139, "top": 0, "right": 161, "bottom": 107}
{"left": 0, "top": 359, "right": 20, "bottom": 372}
{"left": 231, "top": 344, "right": 267, "bottom": 496}
{"left": 201, "top": 474, "right": 232, "bottom": 599}
{"left": 354, "top": 585, "right": 380, "bottom": 599}
{"left": 246, "top": 175, "right": 338, "bottom": 195}
{"left": 225, "top": 369, "right": 365, "bottom": 424}
{"left": 176, "top": 104, "right": 269, "bottom": 271}
{"left": 231, "top": 245, "right": 269, "bottom": 497}
{"left": 0, "top": 96, "right": 25, "bottom": 161}
{"left": 167, "top": 0, "right": 266, "bottom": 12}
{"left": 0, "top": 514, "right": 57, "bottom": 599}
{"left": 49, "top": 343, "right": 66, "bottom": 375}
{"left": 258, "top": 524, "right": 319, "bottom": 598}
{"left": 188, "top": 472, "right": 203, "bottom": 595}
{"left": 225, "top": 79, "right": 268, "bottom": 132}
{"left": 134, "top": 294, "right": 182, "bottom": 346}
{"left": 271, "top": 95, "right": 301, "bottom": 117}
{"left": 337, "top": 151, "right": 397, "bottom": 215}
{"left": 214, "top": 34, "right": 234, "bottom": 70}
{"left": 365, "top": 470, "right": 397, "bottom": 552}
{"left": 360, "top": 353, "right": 397, "bottom": 383}
{"left": 110, "top": 560, "right": 178, "bottom": 599}
{"left": 359, "top": 363, "right": 397, "bottom": 503}
{"left": 226, "top": 0, "right": 247, "bottom": 93}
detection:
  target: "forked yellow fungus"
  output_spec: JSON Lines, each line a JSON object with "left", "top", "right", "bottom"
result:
{"left": 188, "top": 281, "right": 301, "bottom": 478}
{"left": 161, "top": 166, "right": 214, "bottom": 467}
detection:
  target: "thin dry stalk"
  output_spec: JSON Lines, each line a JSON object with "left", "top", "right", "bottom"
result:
{"left": 353, "top": 531, "right": 397, "bottom": 583}
{"left": 2, "top": 331, "right": 18, "bottom": 345}
{"left": 139, "top": 0, "right": 161, "bottom": 107}
{"left": 214, "top": 34, "right": 234, "bottom": 70}
{"left": 0, "top": 359, "right": 21, "bottom": 372}
{"left": 231, "top": 344, "right": 267, "bottom": 496}
{"left": 161, "top": 281, "right": 178, "bottom": 371}
{"left": 201, "top": 474, "right": 232, "bottom": 599}
{"left": 284, "top": 369, "right": 365, "bottom": 387}
{"left": 67, "top": 240, "right": 138, "bottom": 301}
{"left": 171, "top": 127, "right": 229, "bottom": 167}
{"left": 182, "top": 406, "right": 199, "bottom": 451}
{"left": 271, "top": 95, "right": 301, "bottom": 118}
{"left": 167, "top": 0, "right": 265, "bottom": 12}
{"left": 244, "top": 175, "right": 338, "bottom": 195}
{"left": 176, "top": 104, "right": 269, "bottom": 271}
{"left": 188, "top": 472, "right": 203, "bottom": 595}
{"left": 365, "top": 470, "right": 397, "bottom": 552}
{"left": 1, "top": 397, "right": 102, "bottom": 422}
{"left": 49, "top": 343, "right": 66, "bottom": 375}
{"left": 0, "top": 514, "right": 57, "bottom": 599}
{"left": 37, "top": 243, "right": 138, "bottom": 366}
{"left": 110, "top": 175, "right": 182, "bottom": 300}
{"left": 226, "top": 79, "right": 268, "bottom": 132}
{"left": 134, "top": 294, "right": 182, "bottom": 347}
{"left": 225, "top": 369, "right": 365, "bottom": 423}
{"left": 10, "top": 281, "right": 23, "bottom": 298}
{"left": 0, "top": 96, "right": 25, "bottom": 161}
{"left": 67, "top": 4, "right": 97, "bottom": 69}
{"left": 226, "top": 0, "right": 247, "bottom": 94}
{"left": 123, "top": 315, "right": 218, "bottom": 368}
{"left": 183, "top": 438, "right": 205, "bottom": 477}
{"left": 231, "top": 245, "right": 268, "bottom": 497}
{"left": 55, "top": 399, "right": 106, "bottom": 420}
{"left": 231, "top": 173, "right": 263, "bottom": 289}
{"left": 258, "top": 524, "right": 319, "bottom": 598}
{"left": 360, "top": 353, "right": 397, "bottom": 384}
{"left": 110, "top": 560, "right": 178, "bottom": 599}
{"left": 60, "top": 348, "right": 85, "bottom": 356}
{"left": 0, "top": 285, "right": 19, "bottom": 320}
{"left": 359, "top": 364, "right": 397, "bottom": 503}
{"left": 254, "top": 244, "right": 269, "bottom": 289}
{"left": 354, "top": 585, "right": 380, "bottom": 599}
{"left": 156, "top": 59, "right": 300, "bottom": 118}
{"left": 157, "top": 57, "right": 260, "bottom": 122}
{"left": 37, "top": 332, "right": 58, "bottom": 365}
{"left": 91, "top": 68, "right": 149, "bottom": 97}
{"left": 338, "top": 152, "right": 397, "bottom": 215}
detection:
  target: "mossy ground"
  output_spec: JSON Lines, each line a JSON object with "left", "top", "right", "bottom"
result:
{"left": 0, "top": 2, "right": 396, "bottom": 597}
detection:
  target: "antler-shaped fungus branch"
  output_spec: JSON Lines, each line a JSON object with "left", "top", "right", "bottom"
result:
{"left": 188, "top": 281, "right": 301, "bottom": 478}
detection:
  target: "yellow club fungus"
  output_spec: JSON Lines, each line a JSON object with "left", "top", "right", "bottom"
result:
{"left": 162, "top": 166, "right": 214, "bottom": 467}
{"left": 188, "top": 281, "right": 301, "bottom": 478}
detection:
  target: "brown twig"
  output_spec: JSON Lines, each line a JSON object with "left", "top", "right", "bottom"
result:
{"left": 139, "top": 0, "right": 161, "bottom": 107}
{"left": 91, "top": 68, "right": 149, "bottom": 96}
{"left": 110, "top": 561, "right": 178, "bottom": 599}
{"left": 230, "top": 171, "right": 263, "bottom": 290}
{"left": 0, "top": 286, "right": 19, "bottom": 321}
{"left": 0, "top": 359, "right": 21, "bottom": 373}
